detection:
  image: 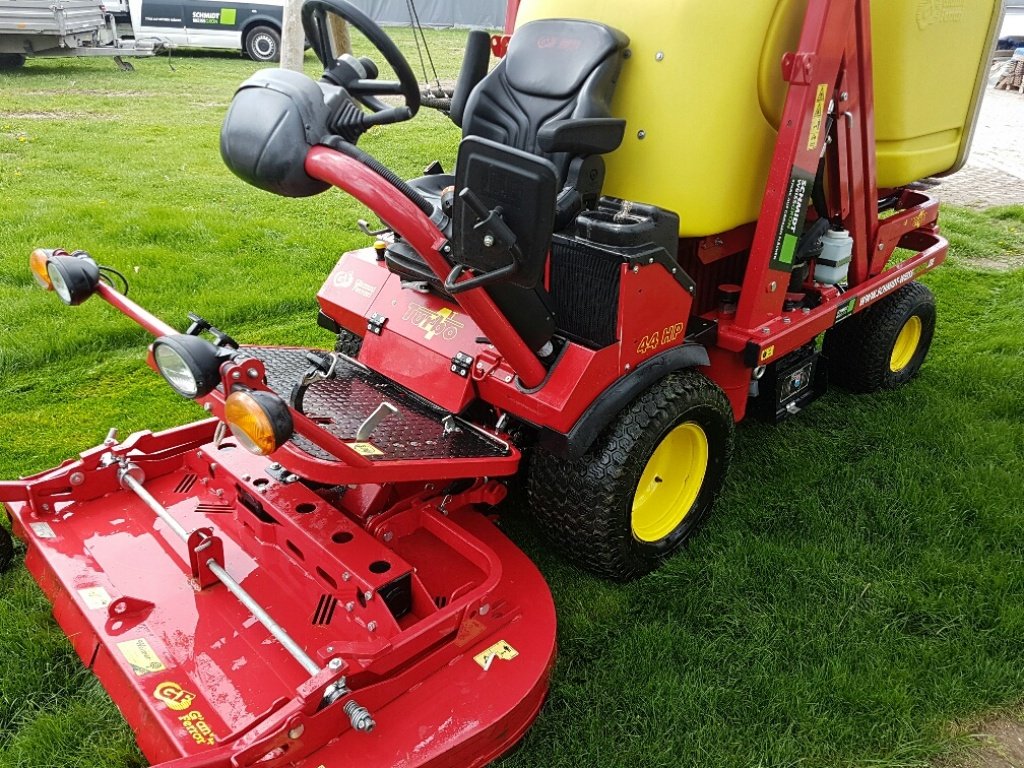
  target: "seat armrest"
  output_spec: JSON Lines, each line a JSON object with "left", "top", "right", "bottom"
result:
{"left": 536, "top": 117, "right": 626, "bottom": 156}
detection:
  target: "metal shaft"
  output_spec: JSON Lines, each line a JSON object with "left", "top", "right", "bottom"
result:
{"left": 119, "top": 468, "right": 321, "bottom": 676}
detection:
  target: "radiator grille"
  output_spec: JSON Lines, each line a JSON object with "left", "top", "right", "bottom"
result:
{"left": 549, "top": 236, "right": 620, "bottom": 349}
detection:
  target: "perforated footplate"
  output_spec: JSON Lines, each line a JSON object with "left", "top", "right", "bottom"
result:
{"left": 244, "top": 347, "right": 508, "bottom": 463}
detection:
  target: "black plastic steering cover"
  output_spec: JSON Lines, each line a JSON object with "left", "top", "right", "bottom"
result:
{"left": 301, "top": 0, "right": 420, "bottom": 119}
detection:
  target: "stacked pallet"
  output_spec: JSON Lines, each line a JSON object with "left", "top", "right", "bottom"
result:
{"left": 994, "top": 50, "right": 1024, "bottom": 93}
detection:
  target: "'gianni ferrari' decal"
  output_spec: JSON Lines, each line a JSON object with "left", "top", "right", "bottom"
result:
{"left": 153, "top": 681, "right": 218, "bottom": 747}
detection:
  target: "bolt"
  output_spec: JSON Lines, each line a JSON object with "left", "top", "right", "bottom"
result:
{"left": 761, "top": 327, "right": 771, "bottom": 335}
{"left": 231, "top": 371, "right": 241, "bottom": 381}
{"left": 344, "top": 701, "right": 375, "bottom": 733}
{"left": 768, "top": 281, "right": 777, "bottom": 292}
{"left": 671, "top": 267, "right": 678, "bottom": 274}
{"left": 286, "top": 474, "right": 299, "bottom": 483}
{"left": 655, "top": 51, "right": 664, "bottom": 61}
{"left": 478, "top": 604, "right": 490, "bottom": 616}
{"left": 203, "top": 403, "right": 212, "bottom": 412}
{"left": 504, "top": 375, "right": 513, "bottom": 383}
{"left": 364, "top": 590, "right": 373, "bottom": 602}
{"left": 483, "top": 235, "right": 495, "bottom": 247}
{"left": 383, "top": 531, "right": 393, "bottom": 542}
{"left": 288, "top": 725, "right": 304, "bottom": 740}
{"left": 840, "top": 91, "right": 849, "bottom": 101}
{"left": 342, "top": 571, "right": 351, "bottom": 581}
{"left": 632, "top": 265, "right": 639, "bottom": 273}
{"left": 367, "top": 621, "right": 377, "bottom": 632}
{"left": 241, "top": 474, "right": 251, "bottom": 482}
{"left": 878, "top": 242, "right": 885, "bottom": 251}
{"left": 247, "top": 368, "right": 259, "bottom": 379}
{"left": 624, "top": 363, "right": 631, "bottom": 371}
{"left": 329, "top": 657, "right": 343, "bottom": 670}
{"left": 637, "top": 129, "right": 646, "bottom": 140}
{"left": 69, "top": 472, "right": 85, "bottom": 486}
{"left": 783, "top": 317, "right": 792, "bottom": 325}
{"left": 802, "top": 307, "right": 811, "bottom": 314}
{"left": 212, "top": 488, "right": 223, "bottom": 498}
{"left": 345, "top": 601, "right": 355, "bottom": 612}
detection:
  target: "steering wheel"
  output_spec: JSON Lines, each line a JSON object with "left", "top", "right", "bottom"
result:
{"left": 302, "top": 0, "right": 420, "bottom": 128}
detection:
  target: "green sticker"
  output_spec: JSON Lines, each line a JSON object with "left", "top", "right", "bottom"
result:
{"left": 219, "top": 8, "right": 236, "bottom": 24}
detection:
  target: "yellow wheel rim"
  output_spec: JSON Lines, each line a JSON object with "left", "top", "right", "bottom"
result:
{"left": 890, "top": 315, "right": 922, "bottom": 372}
{"left": 631, "top": 422, "right": 709, "bottom": 543}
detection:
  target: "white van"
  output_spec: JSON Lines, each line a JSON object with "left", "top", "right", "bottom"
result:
{"left": 116, "top": 0, "right": 286, "bottom": 61}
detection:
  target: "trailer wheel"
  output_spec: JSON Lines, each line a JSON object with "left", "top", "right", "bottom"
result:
{"left": 824, "top": 281, "right": 936, "bottom": 393}
{"left": 0, "top": 54, "right": 26, "bottom": 71}
{"left": 245, "top": 25, "right": 281, "bottom": 63}
{"left": 334, "top": 328, "right": 363, "bottom": 358}
{"left": 528, "top": 369, "right": 734, "bottom": 581}
{"left": 0, "top": 525, "right": 14, "bottom": 573}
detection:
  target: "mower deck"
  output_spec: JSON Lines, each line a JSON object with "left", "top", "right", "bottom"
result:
{"left": 3, "top": 393, "right": 555, "bottom": 767}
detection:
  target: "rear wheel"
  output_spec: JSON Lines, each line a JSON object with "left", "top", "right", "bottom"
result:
{"left": 244, "top": 25, "right": 281, "bottom": 63}
{"left": 528, "top": 369, "right": 734, "bottom": 581}
{"left": 0, "top": 54, "right": 26, "bottom": 70}
{"left": 824, "top": 281, "right": 936, "bottom": 392}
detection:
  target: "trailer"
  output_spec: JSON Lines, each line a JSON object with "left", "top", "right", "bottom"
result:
{"left": 0, "top": 0, "right": 163, "bottom": 69}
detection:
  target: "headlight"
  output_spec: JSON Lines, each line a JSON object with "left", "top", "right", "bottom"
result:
{"left": 46, "top": 253, "right": 100, "bottom": 305}
{"left": 224, "top": 390, "right": 294, "bottom": 456}
{"left": 152, "top": 334, "right": 224, "bottom": 399}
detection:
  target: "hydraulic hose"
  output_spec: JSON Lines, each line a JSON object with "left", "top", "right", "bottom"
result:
{"left": 320, "top": 135, "right": 435, "bottom": 217}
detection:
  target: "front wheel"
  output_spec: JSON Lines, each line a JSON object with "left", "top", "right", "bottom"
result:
{"left": 244, "top": 25, "right": 281, "bottom": 63}
{"left": 0, "top": 524, "right": 14, "bottom": 573}
{"left": 528, "top": 369, "right": 735, "bottom": 581}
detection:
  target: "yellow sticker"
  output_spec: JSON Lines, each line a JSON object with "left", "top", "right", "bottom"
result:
{"left": 116, "top": 637, "right": 167, "bottom": 676}
{"left": 153, "top": 681, "right": 196, "bottom": 712}
{"left": 807, "top": 83, "right": 829, "bottom": 151}
{"left": 759, "top": 345, "right": 776, "bottom": 363}
{"left": 474, "top": 639, "right": 519, "bottom": 671}
{"left": 179, "top": 709, "right": 217, "bottom": 746}
{"left": 347, "top": 441, "right": 383, "bottom": 457}
{"left": 77, "top": 586, "right": 112, "bottom": 610}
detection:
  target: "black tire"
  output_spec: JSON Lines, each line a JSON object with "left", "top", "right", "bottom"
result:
{"left": 0, "top": 524, "right": 14, "bottom": 573}
{"left": 0, "top": 54, "right": 26, "bottom": 70}
{"left": 244, "top": 25, "right": 281, "bottom": 63}
{"left": 528, "top": 369, "right": 735, "bottom": 581}
{"left": 824, "top": 281, "right": 936, "bottom": 393}
{"left": 334, "top": 328, "right": 363, "bottom": 357}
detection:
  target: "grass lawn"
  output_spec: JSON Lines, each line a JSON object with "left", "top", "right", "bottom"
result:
{"left": 2, "top": 33, "right": 1024, "bottom": 768}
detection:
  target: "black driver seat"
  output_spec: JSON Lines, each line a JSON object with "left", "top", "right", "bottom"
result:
{"left": 406, "top": 19, "right": 629, "bottom": 207}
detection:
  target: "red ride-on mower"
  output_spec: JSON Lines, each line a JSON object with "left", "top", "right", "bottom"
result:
{"left": 0, "top": 0, "right": 1002, "bottom": 764}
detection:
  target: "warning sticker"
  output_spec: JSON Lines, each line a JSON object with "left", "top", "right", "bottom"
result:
{"left": 474, "top": 639, "right": 519, "bottom": 671}
{"left": 807, "top": 83, "right": 829, "bottom": 151}
{"left": 770, "top": 167, "right": 815, "bottom": 272}
{"left": 29, "top": 521, "right": 55, "bottom": 539}
{"left": 347, "top": 442, "right": 383, "bottom": 457}
{"left": 117, "top": 637, "right": 167, "bottom": 676}
{"left": 77, "top": 586, "right": 112, "bottom": 610}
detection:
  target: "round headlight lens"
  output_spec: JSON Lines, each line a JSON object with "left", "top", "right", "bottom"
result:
{"left": 152, "top": 334, "right": 223, "bottom": 399}
{"left": 47, "top": 262, "right": 73, "bottom": 304}
{"left": 224, "top": 390, "right": 294, "bottom": 456}
{"left": 154, "top": 343, "right": 199, "bottom": 397}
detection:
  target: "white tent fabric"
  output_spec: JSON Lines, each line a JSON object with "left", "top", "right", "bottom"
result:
{"left": 352, "top": 0, "right": 506, "bottom": 28}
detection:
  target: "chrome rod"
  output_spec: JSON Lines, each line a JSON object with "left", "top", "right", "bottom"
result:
{"left": 118, "top": 466, "right": 321, "bottom": 676}
{"left": 206, "top": 559, "right": 321, "bottom": 676}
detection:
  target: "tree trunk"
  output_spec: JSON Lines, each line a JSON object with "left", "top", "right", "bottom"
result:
{"left": 279, "top": 0, "right": 305, "bottom": 72}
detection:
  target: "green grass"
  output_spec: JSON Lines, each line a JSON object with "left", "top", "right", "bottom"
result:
{"left": 2, "top": 42, "right": 1024, "bottom": 768}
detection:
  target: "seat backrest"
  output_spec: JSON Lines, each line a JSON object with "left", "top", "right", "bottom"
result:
{"left": 461, "top": 19, "right": 629, "bottom": 182}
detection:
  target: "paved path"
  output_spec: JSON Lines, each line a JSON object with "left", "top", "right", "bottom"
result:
{"left": 929, "top": 88, "right": 1024, "bottom": 208}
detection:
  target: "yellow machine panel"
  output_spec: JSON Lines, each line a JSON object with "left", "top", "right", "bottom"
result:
{"left": 515, "top": 0, "right": 1002, "bottom": 237}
